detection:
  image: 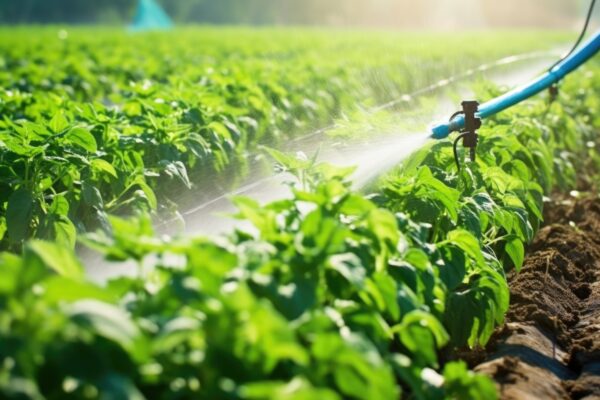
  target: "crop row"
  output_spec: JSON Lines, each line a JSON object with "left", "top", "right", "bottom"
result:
{"left": 0, "top": 29, "right": 567, "bottom": 250}
{"left": 1, "top": 57, "right": 598, "bottom": 399}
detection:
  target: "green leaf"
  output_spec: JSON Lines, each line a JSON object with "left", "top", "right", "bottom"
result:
{"left": 26, "top": 240, "right": 83, "bottom": 280}
{"left": 438, "top": 245, "right": 467, "bottom": 291}
{"left": 394, "top": 310, "right": 449, "bottom": 366}
{"left": 416, "top": 166, "right": 460, "bottom": 222}
{"left": 241, "top": 378, "right": 341, "bottom": 400}
{"left": 263, "top": 146, "right": 312, "bottom": 173}
{"left": 389, "top": 354, "right": 427, "bottom": 399}
{"left": 42, "top": 276, "right": 117, "bottom": 304}
{"left": 209, "top": 121, "right": 233, "bottom": 142}
{"left": 82, "top": 181, "right": 104, "bottom": 208}
{"left": 49, "top": 112, "right": 69, "bottom": 133}
{"left": 404, "top": 248, "right": 431, "bottom": 270}
{"left": 505, "top": 236, "right": 525, "bottom": 271}
{"left": 0, "top": 377, "right": 44, "bottom": 400}
{"left": 65, "top": 127, "right": 97, "bottom": 153}
{"left": 52, "top": 215, "right": 77, "bottom": 248}
{"left": 315, "top": 162, "right": 356, "bottom": 181}
{"left": 0, "top": 252, "right": 22, "bottom": 295}
{"left": 153, "top": 317, "right": 202, "bottom": 354}
{"left": 1, "top": 135, "right": 41, "bottom": 156}
{"left": 415, "top": 312, "right": 448, "bottom": 344}
{"left": 162, "top": 160, "right": 191, "bottom": 189}
{"left": 327, "top": 253, "right": 366, "bottom": 289}
{"left": 459, "top": 205, "right": 482, "bottom": 239}
{"left": 445, "top": 291, "right": 479, "bottom": 347}
{"left": 91, "top": 158, "right": 118, "bottom": 178}
{"left": 134, "top": 178, "right": 157, "bottom": 210}
{"left": 67, "top": 300, "right": 142, "bottom": 355}
{"left": 0, "top": 216, "right": 6, "bottom": 242}
{"left": 367, "top": 272, "right": 400, "bottom": 320}
{"left": 339, "top": 194, "right": 375, "bottom": 215}
{"left": 97, "top": 373, "right": 145, "bottom": 400}
{"left": 367, "top": 209, "right": 400, "bottom": 249}
{"left": 232, "top": 196, "right": 277, "bottom": 236}
{"left": 446, "top": 230, "right": 485, "bottom": 266}
{"left": 49, "top": 194, "right": 69, "bottom": 215}
{"left": 6, "top": 188, "right": 35, "bottom": 243}
{"left": 443, "top": 361, "right": 498, "bottom": 400}
{"left": 334, "top": 367, "right": 368, "bottom": 398}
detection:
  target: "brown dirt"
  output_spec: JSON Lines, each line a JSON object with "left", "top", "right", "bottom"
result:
{"left": 471, "top": 196, "right": 600, "bottom": 399}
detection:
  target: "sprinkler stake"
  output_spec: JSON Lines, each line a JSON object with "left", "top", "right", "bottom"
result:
{"left": 461, "top": 100, "right": 481, "bottom": 162}
{"left": 549, "top": 84, "right": 559, "bottom": 103}
{"left": 452, "top": 100, "right": 481, "bottom": 170}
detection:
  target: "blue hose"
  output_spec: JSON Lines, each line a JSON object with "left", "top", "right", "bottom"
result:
{"left": 431, "top": 29, "right": 600, "bottom": 140}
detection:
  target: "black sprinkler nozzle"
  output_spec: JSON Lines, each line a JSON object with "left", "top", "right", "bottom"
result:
{"left": 461, "top": 100, "right": 481, "bottom": 161}
{"left": 452, "top": 100, "right": 481, "bottom": 170}
{"left": 549, "top": 84, "right": 559, "bottom": 103}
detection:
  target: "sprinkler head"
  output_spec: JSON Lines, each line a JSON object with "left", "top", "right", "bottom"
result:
{"left": 461, "top": 100, "right": 481, "bottom": 162}
{"left": 452, "top": 100, "right": 481, "bottom": 170}
{"left": 549, "top": 84, "right": 559, "bottom": 103}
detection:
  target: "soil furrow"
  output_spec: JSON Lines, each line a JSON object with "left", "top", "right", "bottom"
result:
{"left": 472, "top": 197, "right": 600, "bottom": 399}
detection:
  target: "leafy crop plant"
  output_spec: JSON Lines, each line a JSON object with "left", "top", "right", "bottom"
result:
{"left": 1, "top": 62, "right": 600, "bottom": 398}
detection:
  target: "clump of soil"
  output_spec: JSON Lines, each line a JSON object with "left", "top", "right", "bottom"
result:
{"left": 472, "top": 196, "right": 600, "bottom": 399}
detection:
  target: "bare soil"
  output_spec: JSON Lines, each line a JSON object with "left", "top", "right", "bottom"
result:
{"left": 469, "top": 196, "right": 600, "bottom": 399}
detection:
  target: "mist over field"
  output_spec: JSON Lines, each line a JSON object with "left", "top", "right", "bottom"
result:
{"left": 0, "top": 0, "right": 593, "bottom": 29}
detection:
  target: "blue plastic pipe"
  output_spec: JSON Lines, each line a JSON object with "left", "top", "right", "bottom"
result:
{"left": 431, "top": 29, "right": 600, "bottom": 139}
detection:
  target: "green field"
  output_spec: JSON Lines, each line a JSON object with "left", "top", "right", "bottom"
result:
{"left": 2, "top": 27, "right": 598, "bottom": 399}
{"left": 0, "top": 28, "right": 567, "bottom": 250}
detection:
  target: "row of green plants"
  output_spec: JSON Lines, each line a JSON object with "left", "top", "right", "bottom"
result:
{"left": 1, "top": 58, "right": 598, "bottom": 399}
{"left": 0, "top": 28, "right": 566, "bottom": 250}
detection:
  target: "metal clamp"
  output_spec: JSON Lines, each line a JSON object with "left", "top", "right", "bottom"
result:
{"left": 452, "top": 100, "right": 481, "bottom": 170}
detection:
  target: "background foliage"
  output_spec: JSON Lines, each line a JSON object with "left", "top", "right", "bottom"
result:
{"left": 0, "top": 28, "right": 565, "bottom": 251}
{"left": 0, "top": 0, "right": 582, "bottom": 27}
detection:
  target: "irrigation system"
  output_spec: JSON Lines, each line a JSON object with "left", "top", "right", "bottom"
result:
{"left": 433, "top": 25, "right": 600, "bottom": 168}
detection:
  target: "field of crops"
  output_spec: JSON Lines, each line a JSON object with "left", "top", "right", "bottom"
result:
{"left": 0, "top": 28, "right": 568, "bottom": 250}
{"left": 2, "top": 27, "right": 600, "bottom": 399}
